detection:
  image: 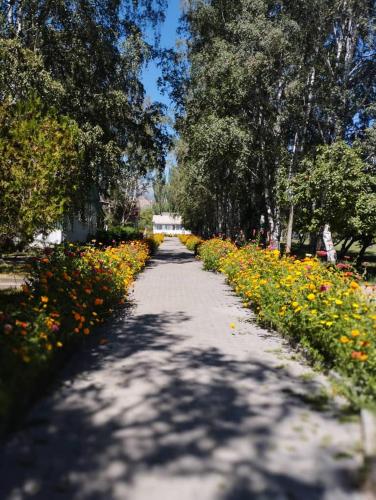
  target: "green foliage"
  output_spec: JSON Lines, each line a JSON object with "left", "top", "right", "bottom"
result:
{"left": 291, "top": 141, "right": 376, "bottom": 259}
{"left": 94, "top": 226, "right": 143, "bottom": 246}
{"left": 0, "top": 97, "right": 82, "bottom": 242}
{"left": 198, "top": 238, "right": 237, "bottom": 271}
{"left": 139, "top": 207, "right": 154, "bottom": 230}
{"left": 0, "top": 0, "right": 170, "bottom": 238}
{"left": 165, "top": 0, "right": 375, "bottom": 246}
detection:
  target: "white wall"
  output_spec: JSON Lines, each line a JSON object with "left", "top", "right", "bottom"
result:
{"left": 153, "top": 226, "right": 191, "bottom": 235}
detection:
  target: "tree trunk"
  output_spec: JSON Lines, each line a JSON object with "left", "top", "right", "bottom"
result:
{"left": 338, "top": 236, "right": 355, "bottom": 259}
{"left": 285, "top": 204, "right": 294, "bottom": 254}
{"left": 356, "top": 236, "right": 372, "bottom": 268}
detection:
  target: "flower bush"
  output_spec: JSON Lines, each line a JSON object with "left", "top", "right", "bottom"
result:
{"left": 179, "top": 234, "right": 203, "bottom": 253}
{"left": 198, "top": 238, "right": 237, "bottom": 271}
{"left": 220, "top": 245, "right": 376, "bottom": 403}
{"left": 189, "top": 236, "right": 375, "bottom": 404}
{"left": 148, "top": 233, "right": 164, "bottom": 250}
{"left": 0, "top": 237, "right": 161, "bottom": 433}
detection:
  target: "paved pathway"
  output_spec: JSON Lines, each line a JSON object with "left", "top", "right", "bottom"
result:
{"left": 0, "top": 239, "right": 367, "bottom": 500}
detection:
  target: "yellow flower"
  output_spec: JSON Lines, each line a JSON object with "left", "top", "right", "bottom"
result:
{"left": 335, "top": 299, "right": 343, "bottom": 305}
{"left": 41, "top": 296, "right": 49, "bottom": 303}
{"left": 351, "top": 329, "right": 360, "bottom": 337}
{"left": 325, "top": 321, "right": 333, "bottom": 327}
{"left": 292, "top": 301, "right": 299, "bottom": 308}
{"left": 350, "top": 281, "right": 360, "bottom": 290}
{"left": 230, "top": 322, "right": 235, "bottom": 329}
{"left": 340, "top": 336, "right": 350, "bottom": 344}
{"left": 56, "top": 341, "right": 63, "bottom": 348}
{"left": 307, "top": 293, "right": 315, "bottom": 301}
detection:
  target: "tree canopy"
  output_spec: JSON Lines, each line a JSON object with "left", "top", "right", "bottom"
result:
{"left": 0, "top": 0, "right": 170, "bottom": 240}
{"left": 163, "top": 0, "right": 375, "bottom": 256}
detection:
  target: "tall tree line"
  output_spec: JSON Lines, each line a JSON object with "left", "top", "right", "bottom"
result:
{"left": 0, "top": 0, "right": 169, "bottom": 242}
{"left": 167, "top": 0, "right": 375, "bottom": 255}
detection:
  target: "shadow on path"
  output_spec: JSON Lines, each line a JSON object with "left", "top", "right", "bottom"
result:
{"left": 0, "top": 307, "right": 359, "bottom": 500}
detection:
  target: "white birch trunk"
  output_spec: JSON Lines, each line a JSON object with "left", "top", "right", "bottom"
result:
{"left": 323, "top": 224, "right": 337, "bottom": 263}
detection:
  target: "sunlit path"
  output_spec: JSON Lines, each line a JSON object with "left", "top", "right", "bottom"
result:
{"left": 0, "top": 238, "right": 365, "bottom": 500}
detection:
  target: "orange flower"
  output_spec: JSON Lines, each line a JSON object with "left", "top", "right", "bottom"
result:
{"left": 41, "top": 296, "right": 49, "bottom": 303}
{"left": 350, "top": 281, "right": 360, "bottom": 290}
{"left": 83, "top": 328, "right": 90, "bottom": 335}
{"left": 74, "top": 312, "right": 81, "bottom": 321}
{"left": 351, "top": 351, "right": 368, "bottom": 361}
{"left": 94, "top": 298, "right": 104, "bottom": 306}
{"left": 84, "top": 288, "right": 92, "bottom": 295}
{"left": 340, "top": 336, "right": 350, "bottom": 344}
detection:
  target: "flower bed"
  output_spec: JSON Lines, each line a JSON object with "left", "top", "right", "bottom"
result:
{"left": 179, "top": 234, "right": 203, "bottom": 253}
{"left": 194, "top": 237, "right": 376, "bottom": 404}
{"left": 0, "top": 237, "right": 161, "bottom": 433}
{"left": 198, "top": 238, "right": 237, "bottom": 271}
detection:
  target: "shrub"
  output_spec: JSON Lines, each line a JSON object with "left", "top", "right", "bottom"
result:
{"left": 93, "top": 226, "right": 142, "bottom": 246}
{"left": 179, "top": 234, "right": 203, "bottom": 253}
{"left": 199, "top": 238, "right": 236, "bottom": 271}
{"left": 144, "top": 233, "right": 164, "bottom": 254}
{"left": 178, "top": 234, "right": 190, "bottom": 245}
{"left": 218, "top": 244, "right": 376, "bottom": 404}
{"left": 0, "top": 239, "right": 154, "bottom": 433}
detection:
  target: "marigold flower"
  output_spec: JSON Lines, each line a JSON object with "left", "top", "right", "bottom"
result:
{"left": 340, "top": 336, "right": 350, "bottom": 343}
{"left": 307, "top": 293, "right": 315, "bottom": 301}
{"left": 83, "top": 328, "right": 90, "bottom": 335}
{"left": 41, "top": 296, "right": 49, "bottom": 303}
{"left": 230, "top": 322, "right": 235, "bottom": 329}
{"left": 94, "top": 298, "right": 104, "bottom": 306}
{"left": 351, "top": 329, "right": 360, "bottom": 337}
{"left": 350, "top": 281, "right": 360, "bottom": 290}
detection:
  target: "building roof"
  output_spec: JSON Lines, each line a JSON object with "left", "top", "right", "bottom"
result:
{"left": 152, "top": 213, "right": 182, "bottom": 225}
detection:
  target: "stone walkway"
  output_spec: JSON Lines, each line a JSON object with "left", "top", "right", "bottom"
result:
{"left": 0, "top": 238, "right": 367, "bottom": 500}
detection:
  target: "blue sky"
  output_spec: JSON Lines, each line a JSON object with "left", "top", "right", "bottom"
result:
{"left": 142, "top": 0, "right": 182, "bottom": 110}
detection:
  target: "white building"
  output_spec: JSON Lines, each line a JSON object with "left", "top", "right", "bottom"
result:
{"left": 152, "top": 213, "right": 190, "bottom": 235}
{"left": 31, "top": 201, "right": 99, "bottom": 247}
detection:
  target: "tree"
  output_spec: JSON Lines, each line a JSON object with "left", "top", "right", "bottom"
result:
{"left": 291, "top": 141, "right": 375, "bottom": 263}
{"left": 0, "top": 97, "right": 82, "bottom": 243}
{"left": 139, "top": 207, "right": 154, "bottom": 230}
{"left": 0, "top": 0, "right": 170, "bottom": 222}
{"left": 164, "top": 0, "right": 375, "bottom": 249}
